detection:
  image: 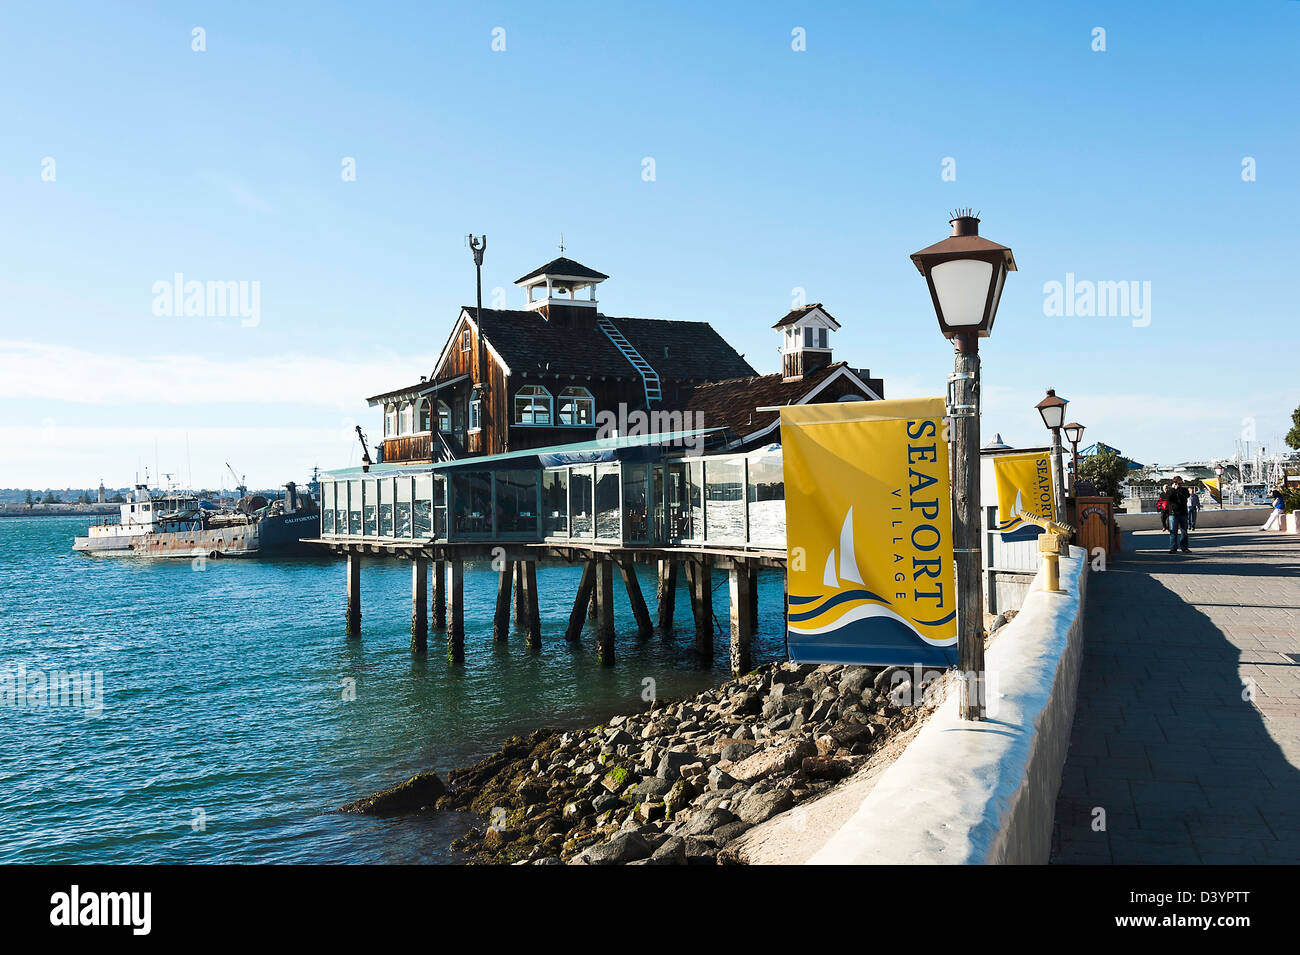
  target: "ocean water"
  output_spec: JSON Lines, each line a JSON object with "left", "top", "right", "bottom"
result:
{"left": 0, "top": 516, "right": 789, "bottom": 863}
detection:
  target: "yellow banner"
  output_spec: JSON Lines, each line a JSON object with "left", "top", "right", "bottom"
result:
{"left": 1202, "top": 477, "right": 1221, "bottom": 504}
{"left": 993, "top": 451, "right": 1056, "bottom": 541}
{"left": 779, "top": 397, "right": 956, "bottom": 667}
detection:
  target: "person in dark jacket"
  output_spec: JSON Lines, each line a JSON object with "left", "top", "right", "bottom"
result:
{"left": 1166, "top": 476, "right": 1191, "bottom": 553}
{"left": 1157, "top": 484, "right": 1170, "bottom": 531}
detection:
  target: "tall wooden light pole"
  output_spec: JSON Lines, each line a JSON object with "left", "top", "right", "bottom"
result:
{"left": 911, "top": 211, "right": 1016, "bottom": 721}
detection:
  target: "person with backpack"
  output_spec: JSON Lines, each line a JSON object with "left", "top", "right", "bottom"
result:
{"left": 1261, "top": 488, "right": 1287, "bottom": 532}
{"left": 1156, "top": 484, "right": 1170, "bottom": 531}
{"left": 1166, "top": 477, "right": 1191, "bottom": 553}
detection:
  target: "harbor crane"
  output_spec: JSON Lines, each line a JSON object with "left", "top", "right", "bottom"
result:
{"left": 225, "top": 462, "right": 247, "bottom": 499}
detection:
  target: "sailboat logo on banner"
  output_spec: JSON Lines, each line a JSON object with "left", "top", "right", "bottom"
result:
{"left": 788, "top": 506, "right": 957, "bottom": 667}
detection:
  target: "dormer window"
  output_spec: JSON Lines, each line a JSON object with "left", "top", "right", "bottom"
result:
{"left": 514, "top": 385, "right": 552, "bottom": 425}
{"left": 558, "top": 387, "right": 595, "bottom": 426}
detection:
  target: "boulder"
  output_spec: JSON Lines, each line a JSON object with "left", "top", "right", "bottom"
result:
{"left": 339, "top": 772, "right": 446, "bottom": 815}
{"left": 582, "top": 831, "right": 653, "bottom": 865}
{"left": 650, "top": 836, "right": 687, "bottom": 865}
{"left": 736, "top": 787, "right": 794, "bottom": 824}
{"left": 656, "top": 750, "right": 696, "bottom": 781}
{"left": 728, "top": 739, "right": 817, "bottom": 783}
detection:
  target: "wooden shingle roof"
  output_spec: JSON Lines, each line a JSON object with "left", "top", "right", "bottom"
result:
{"left": 514, "top": 257, "right": 609, "bottom": 285}
{"left": 679, "top": 362, "right": 877, "bottom": 439}
{"left": 603, "top": 316, "right": 758, "bottom": 382}
{"left": 772, "top": 303, "right": 841, "bottom": 329}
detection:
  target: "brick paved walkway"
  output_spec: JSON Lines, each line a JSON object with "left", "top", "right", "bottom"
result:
{"left": 1051, "top": 524, "right": 1300, "bottom": 864}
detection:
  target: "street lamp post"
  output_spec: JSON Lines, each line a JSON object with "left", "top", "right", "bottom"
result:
{"left": 1215, "top": 464, "right": 1225, "bottom": 509}
{"left": 1063, "top": 421, "right": 1085, "bottom": 496}
{"left": 911, "top": 210, "right": 1016, "bottom": 722}
{"left": 1035, "top": 389, "right": 1069, "bottom": 521}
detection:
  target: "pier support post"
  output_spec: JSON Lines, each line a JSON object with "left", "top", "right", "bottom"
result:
{"left": 411, "top": 556, "right": 428, "bottom": 652}
{"left": 566, "top": 560, "right": 595, "bottom": 641}
{"left": 514, "top": 561, "right": 527, "bottom": 629}
{"left": 494, "top": 561, "right": 513, "bottom": 644}
{"left": 656, "top": 559, "right": 677, "bottom": 631}
{"left": 522, "top": 561, "right": 542, "bottom": 651}
{"left": 617, "top": 557, "right": 653, "bottom": 638}
{"left": 447, "top": 558, "right": 465, "bottom": 664}
{"left": 729, "top": 563, "right": 754, "bottom": 676}
{"left": 595, "top": 557, "right": 616, "bottom": 666}
{"left": 690, "top": 559, "right": 713, "bottom": 663}
{"left": 345, "top": 551, "right": 362, "bottom": 637}
{"left": 748, "top": 565, "right": 759, "bottom": 626}
{"left": 432, "top": 559, "right": 446, "bottom": 630}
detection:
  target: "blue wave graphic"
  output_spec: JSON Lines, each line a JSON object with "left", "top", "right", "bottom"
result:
{"left": 787, "top": 616, "right": 957, "bottom": 667}
{"left": 788, "top": 588, "right": 888, "bottom": 623}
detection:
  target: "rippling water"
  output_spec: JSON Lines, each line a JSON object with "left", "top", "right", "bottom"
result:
{"left": 0, "top": 516, "right": 788, "bottom": 863}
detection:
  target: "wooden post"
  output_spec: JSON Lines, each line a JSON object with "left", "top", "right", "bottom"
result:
{"left": 595, "top": 557, "right": 615, "bottom": 666}
{"left": 345, "top": 551, "right": 361, "bottom": 637}
{"left": 411, "top": 556, "right": 428, "bottom": 652}
{"left": 691, "top": 559, "right": 713, "bottom": 662}
{"left": 566, "top": 560, "right": 596, "bottom": 641}
{"left": 657, "top": 559, "right": 677, "bottom": 631}
{"left": 952, "top": 335, "right": 986, "bottom": 719}
{"left": 493, "top": 561, "right": 513, "bottom": 644}
{"left": 522, "top": 560, "right": 542, "bottom": 650}
{"left": 729, "top": 562, "right": 754, "bottom": 676}
{"left": 432, "top": 559, "right": 446, "bottom": 630}
{"left": 617, "top": 557, "right": 653, "bottom": 638}
{"left": 447, "top": 558, "right": 465, "bottom": 664}
{"left": 514, "top": 561, "right": 527, "bottom": 629}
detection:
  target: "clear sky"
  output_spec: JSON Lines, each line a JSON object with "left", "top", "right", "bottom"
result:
{"left": 2, "top": 1, "right": 1297, "bottom": 489}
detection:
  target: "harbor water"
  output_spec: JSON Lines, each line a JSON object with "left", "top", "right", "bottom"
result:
{"left": 0, "top": 516, "right": 789, "bottom": 863}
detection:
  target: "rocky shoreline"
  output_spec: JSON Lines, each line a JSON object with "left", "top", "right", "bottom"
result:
{"left": 343, "top": 660, "right": 951, "bottom": 865}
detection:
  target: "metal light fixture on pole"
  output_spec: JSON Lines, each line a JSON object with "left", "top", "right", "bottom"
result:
{"left": 1035, "top": 389, "right": 1069, "bottom": 520}
{"left": 1063, "top": 421, "right": 1085, "bottom": 495}
{"left": 911, "top": 210, "right": 1016, "bottom": 722}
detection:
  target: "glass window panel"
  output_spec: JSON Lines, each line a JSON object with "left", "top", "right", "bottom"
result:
{"left": 622, "top": 463, "right": 648, "bottom": 543}
{"left": 688, "top": 461, "right": 704, "bottom": 540}
{"left": 705, "top": 458, "right": 745, "bottom": 542}
{"left": 595, "top": 463, "right": 621, "bottom": 540}
{"left": 542, "top": 468, "right": 568, "bottom": 536}
{"left": 495, "top": 470, "right": 537, "bottom": 535}
{"left": 452, "top": 472, "right": 492, "bottom": 536}
{"left": 571, "top": 467, "right": 594, "bottom": 538}
{"left": 395, "top": 477, "right": 412, "bottom": 538}
{"left": 363, "top": 479, "right": 378, "bottom": 536}
{"left": 746, "top": 452, "right": 785, "bottom": 547}
{"left": 664, "top": 463, "right": 690, "bottom": 541}
{"left": 323, "top": 486, "right": 335, "bottom": 534}
{"left": 379, "top": 478, "right": 394, "bottom": 537}
{"left": 414, "top": 472, "right": 432, "bottom": 537}
{"left": 348, "top": 479, "right": 362, "bottom": 536}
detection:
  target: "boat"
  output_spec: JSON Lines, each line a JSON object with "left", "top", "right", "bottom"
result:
{"left": 73, "top": 481, "right": 320, "bottom": 558}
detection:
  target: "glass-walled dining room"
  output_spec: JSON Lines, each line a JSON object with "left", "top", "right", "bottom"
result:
{"left": 318, "top": 445, "right": 785, "bottom": 550}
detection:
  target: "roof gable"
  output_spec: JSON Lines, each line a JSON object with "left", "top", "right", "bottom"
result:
{"left": 772, "top": 303, "right": 841, "bottom": 330}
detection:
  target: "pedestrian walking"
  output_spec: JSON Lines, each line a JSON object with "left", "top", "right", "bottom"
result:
{"left": 1187, "top": 488, "right": 1201, "bottom": 530}
{"left": 1166, "top": 476, "right": 1191, "bottom": 554}
{"left": 1157, "top": 484, "right": 1170, "bottom": 531}
{"left": 1261, "top": 488, "right": 1287, "bottom": 532}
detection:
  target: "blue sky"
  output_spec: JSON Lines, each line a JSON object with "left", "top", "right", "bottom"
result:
{"left": 1, "top": 1, "right": 1297, "bottom": 488}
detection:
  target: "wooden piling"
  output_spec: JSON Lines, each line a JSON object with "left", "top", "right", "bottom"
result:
{"left": 595, "top": 558, "right": 615, "bottom": 666}
{"left": 411, "top": 556, "right": 428, "bottom": 652}
{"left": 522, "top": 561, "right": 542, "bottom": 651}
{"left": 432, "top": 559, "right": 446, "bottom": 630}
{"left": 748, "top": 565, "right": 759, "bottom": 625}
{"left": 656, "top": 559, "right": 677, "bottom": 631}
{"left": 729, "top": 562, "right": 754, "bottom": 676}
{"left": 566, "top": 560, "right": 596, "bottom": 641}
{"left": 514, "top": 561, "right": 527, "bottom": 629}
{"left": 691, "top": 559, "right": 713, "bottom": 662}
{"left": 494, "top": 560, "right": 513, "bottom": 644}
{"left": 617, "top": 557, "right": 653, "bottom": 638}
{"left": 447, "top": 558, "right": 465, "bottom": 664}
{"left": 345, "top": 551, "right": 361, "bottom": 637}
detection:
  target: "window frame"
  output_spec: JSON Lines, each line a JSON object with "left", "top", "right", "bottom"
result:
{"left": 514, "top": 385, "right": 553, "bottom": 426}
{"left": 557, "top": 386, "right": 596, "bottom": 426}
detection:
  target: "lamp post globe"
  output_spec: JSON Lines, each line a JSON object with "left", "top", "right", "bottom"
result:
{"left": 910, "top": 210, "right": 1017, "bottom": 347}
{"left": 1063, "top": 422, "right": 1085, "bottom": 496}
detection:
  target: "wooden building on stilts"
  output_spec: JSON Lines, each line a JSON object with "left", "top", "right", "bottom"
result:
{"left": 315, "top": 249, "right": 886, "bottom": 675}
